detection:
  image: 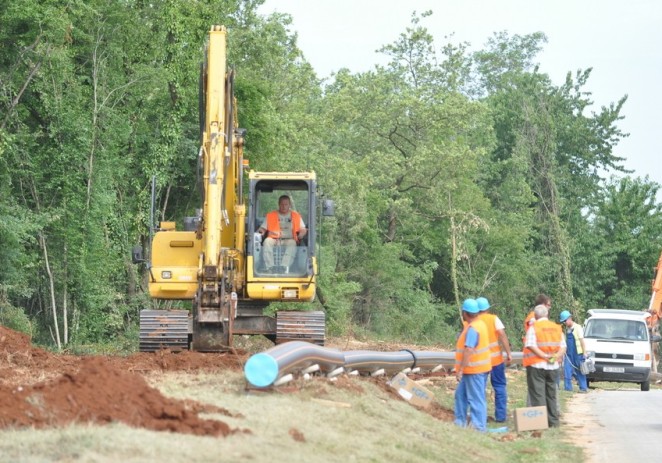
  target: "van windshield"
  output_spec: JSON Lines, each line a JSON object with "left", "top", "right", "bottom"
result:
{"left": 584, "top": 319, "right": 648, "bottom": 341}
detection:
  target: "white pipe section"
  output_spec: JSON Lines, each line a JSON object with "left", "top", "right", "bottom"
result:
{"left": 302, "top": 364, "right": 320, "bottom": 374}
{"left": 327, "top": 367, "right": 344, "bottom": 378}
{"left": 273, "top": 373, "right": 293, "bottom": 386}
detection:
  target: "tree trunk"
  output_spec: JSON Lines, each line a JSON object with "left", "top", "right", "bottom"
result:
{"left": 386, "top": 209, "right": 397, "bottom": 242}
{"left": 39, "top": 232, "right": 62, "bottom": 351}
{"left": 63, "top": 242, "right": 68, "bottom": 345}
{"left": 449, "top": 215, "right": 461, "bottom": 320}
{"left": 87, "top": 28, "right": 103, "bottom": 211}
{"left": 522, "top": 98, "right": 575, "bottom": 309}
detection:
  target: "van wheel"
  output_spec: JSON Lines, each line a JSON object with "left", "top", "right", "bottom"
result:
{"left": 641, "top": 380, "right": 650, "bottom": 391}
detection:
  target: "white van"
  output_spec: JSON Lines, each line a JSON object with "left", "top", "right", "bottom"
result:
{"left": 583, "top": 309, "right": 661, "bottom": 391}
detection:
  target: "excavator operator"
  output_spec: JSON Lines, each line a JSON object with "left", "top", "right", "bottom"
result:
{"left": 258, "top": 195, "right": 307, "bottom": 273}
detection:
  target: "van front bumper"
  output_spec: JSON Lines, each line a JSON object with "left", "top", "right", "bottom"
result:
{"left": 587, "top": 364, "right": 650, "bottom": 383}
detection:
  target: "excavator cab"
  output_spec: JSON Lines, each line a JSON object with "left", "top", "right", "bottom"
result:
{"left": 250, "top": 178, "right": 314, "bottom": 278}
{"left": 246, "top": 172, "right": 317, "bottom": 290}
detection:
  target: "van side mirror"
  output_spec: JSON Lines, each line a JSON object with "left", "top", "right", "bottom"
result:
{"left": 322, "top": 199, "right": 335, "bottom": 217}
{"left": 652, "top": 334, "right": 662, "bottom": 343}
{"left": 132, "top": 245, "right": 144, "bottom": 264}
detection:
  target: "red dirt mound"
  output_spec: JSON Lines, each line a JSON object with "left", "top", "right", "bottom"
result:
{"left": 0, "top": 357, "right": 234, "bottom": 436}
{"left": 0, "top": 326, "right": 243, "bottom": 436}
{"left": 0, "top": 325, "right": 246, "bottom": 388}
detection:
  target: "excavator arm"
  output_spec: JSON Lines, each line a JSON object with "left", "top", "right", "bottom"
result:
{"left": 192, "top": 26, "right": 243, "bottom": 350}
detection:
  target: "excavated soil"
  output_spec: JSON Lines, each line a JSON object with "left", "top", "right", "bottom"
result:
{"left": 0, "top": 325, "right": 244, "bottom": 437}
{"left": 0, "top": 326, "right": 455, "bottom": 436}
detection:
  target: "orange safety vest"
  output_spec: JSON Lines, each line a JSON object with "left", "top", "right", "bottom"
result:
{"left": 455, "top": 318, "right": 491, "bottom": 374}
{"left": 478, "top": 312, "right": 503, "bottom": 366}
{"left": 266, "top": 210, "right": 302, "bottom": 243}
{"left": 522, "top": 319, "right": 562, "bottom": 367}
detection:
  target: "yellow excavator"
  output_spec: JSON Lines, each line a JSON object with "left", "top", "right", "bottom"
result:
{"left": 132, "top": 26, "right": 332, "bottom": 352}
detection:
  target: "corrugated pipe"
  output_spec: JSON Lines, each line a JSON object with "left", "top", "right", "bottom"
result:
{"left": 244, "top": 341, "right": 523, "bottom": 387}
{"left": 244, "top": 341, "right": 345, "bottom": 387}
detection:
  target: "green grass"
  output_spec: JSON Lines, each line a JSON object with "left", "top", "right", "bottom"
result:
{"left": 0, "top": 364, "right": 584, "bottom": 463}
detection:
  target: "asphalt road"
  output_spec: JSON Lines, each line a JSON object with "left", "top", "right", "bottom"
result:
{"left": 565, "top": 388, "right": 662, "bottom": 462}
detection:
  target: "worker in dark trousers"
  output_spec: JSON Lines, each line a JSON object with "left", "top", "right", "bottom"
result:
{"left": 523, "top": 304, "right": 566, "bottom": 427}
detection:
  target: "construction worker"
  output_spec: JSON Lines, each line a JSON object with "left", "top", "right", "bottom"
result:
{"left": 454, "top": 298, "right": 491, "bottom": 432}
{"left": 523, "top": 294, "right": 552, "bottom": 338}
{"left": 523, "top": 294, "right": 552, "bottom": 407}
{"left": 258, "top": 195, "right": 307, "bottom": 273}
{"left": 559, "top": 310, "right": 588, "bottom": 393}
{"left": 523, "top": 304, "right": 566, "bottom": 427}
{"left": 476, "top": 297, "right": 512, "bottom": 422}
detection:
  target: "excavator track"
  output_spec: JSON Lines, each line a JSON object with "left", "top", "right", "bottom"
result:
{"left": 139, "top": 309, "right": 190, "bottom": 352}
{"left": 276, "top": 311, "right": 325, "bottom": 345}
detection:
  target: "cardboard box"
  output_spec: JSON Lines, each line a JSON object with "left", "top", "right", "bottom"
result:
{"left": 388, "top": 372, "right": 434, "bottom": 409}
{"left": 513, "top": 406, "right": 548, "bottom": 432}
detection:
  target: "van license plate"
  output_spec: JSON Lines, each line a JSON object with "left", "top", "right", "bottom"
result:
{"left": 604, "top": 367, "right": 625, "bottom": 373}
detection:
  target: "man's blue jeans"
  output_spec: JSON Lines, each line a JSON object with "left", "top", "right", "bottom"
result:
{"left": 454, "top": 372, "right": 488, "bottom": 432}
{"left": 490, "top": 362, "right": 508, "bottom": 421}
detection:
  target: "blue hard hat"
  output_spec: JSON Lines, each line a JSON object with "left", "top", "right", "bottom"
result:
{"left": 559, "top": 310, "right": 571, "bottom": 322}
{"left": 462, "top": 298, "right": 480, "bottom": 314}
{"left": 476, "top": 297, "right": 490, "bottom": 311}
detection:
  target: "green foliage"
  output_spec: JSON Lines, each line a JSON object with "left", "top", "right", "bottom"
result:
{"left": 0, "top": 4, "right": 654, "bottom": 350}
{"left": 0, "top": 301, "right": 33, "bottom": 336}
{"left": 577, "top": 177, "right": 662, "bottom": 310}
{"left": 474, "top": 30, "right": 629, "bottom": 313}
{"left": 317, "top": 275, "right": 362, "bottom": 337}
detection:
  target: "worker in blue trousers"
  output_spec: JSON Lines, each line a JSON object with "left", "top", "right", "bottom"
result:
{"left": 476, "top": 297, "right": 512, "bottom": 422}
{"left": 559, "top": 310, "right": 588, "bottom": 393}
{"left": 454, "top": 298, "right": 491, "bottom": 432}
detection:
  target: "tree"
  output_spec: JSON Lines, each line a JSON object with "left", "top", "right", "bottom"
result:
{"left": 474, "top": 31, "right": 629, "bottom": 315}
{"left": 580, "top": 177, "right": 662, "bottom": 309}
{"left": 317, "top": 13, "right": 496, "bottom": 336}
